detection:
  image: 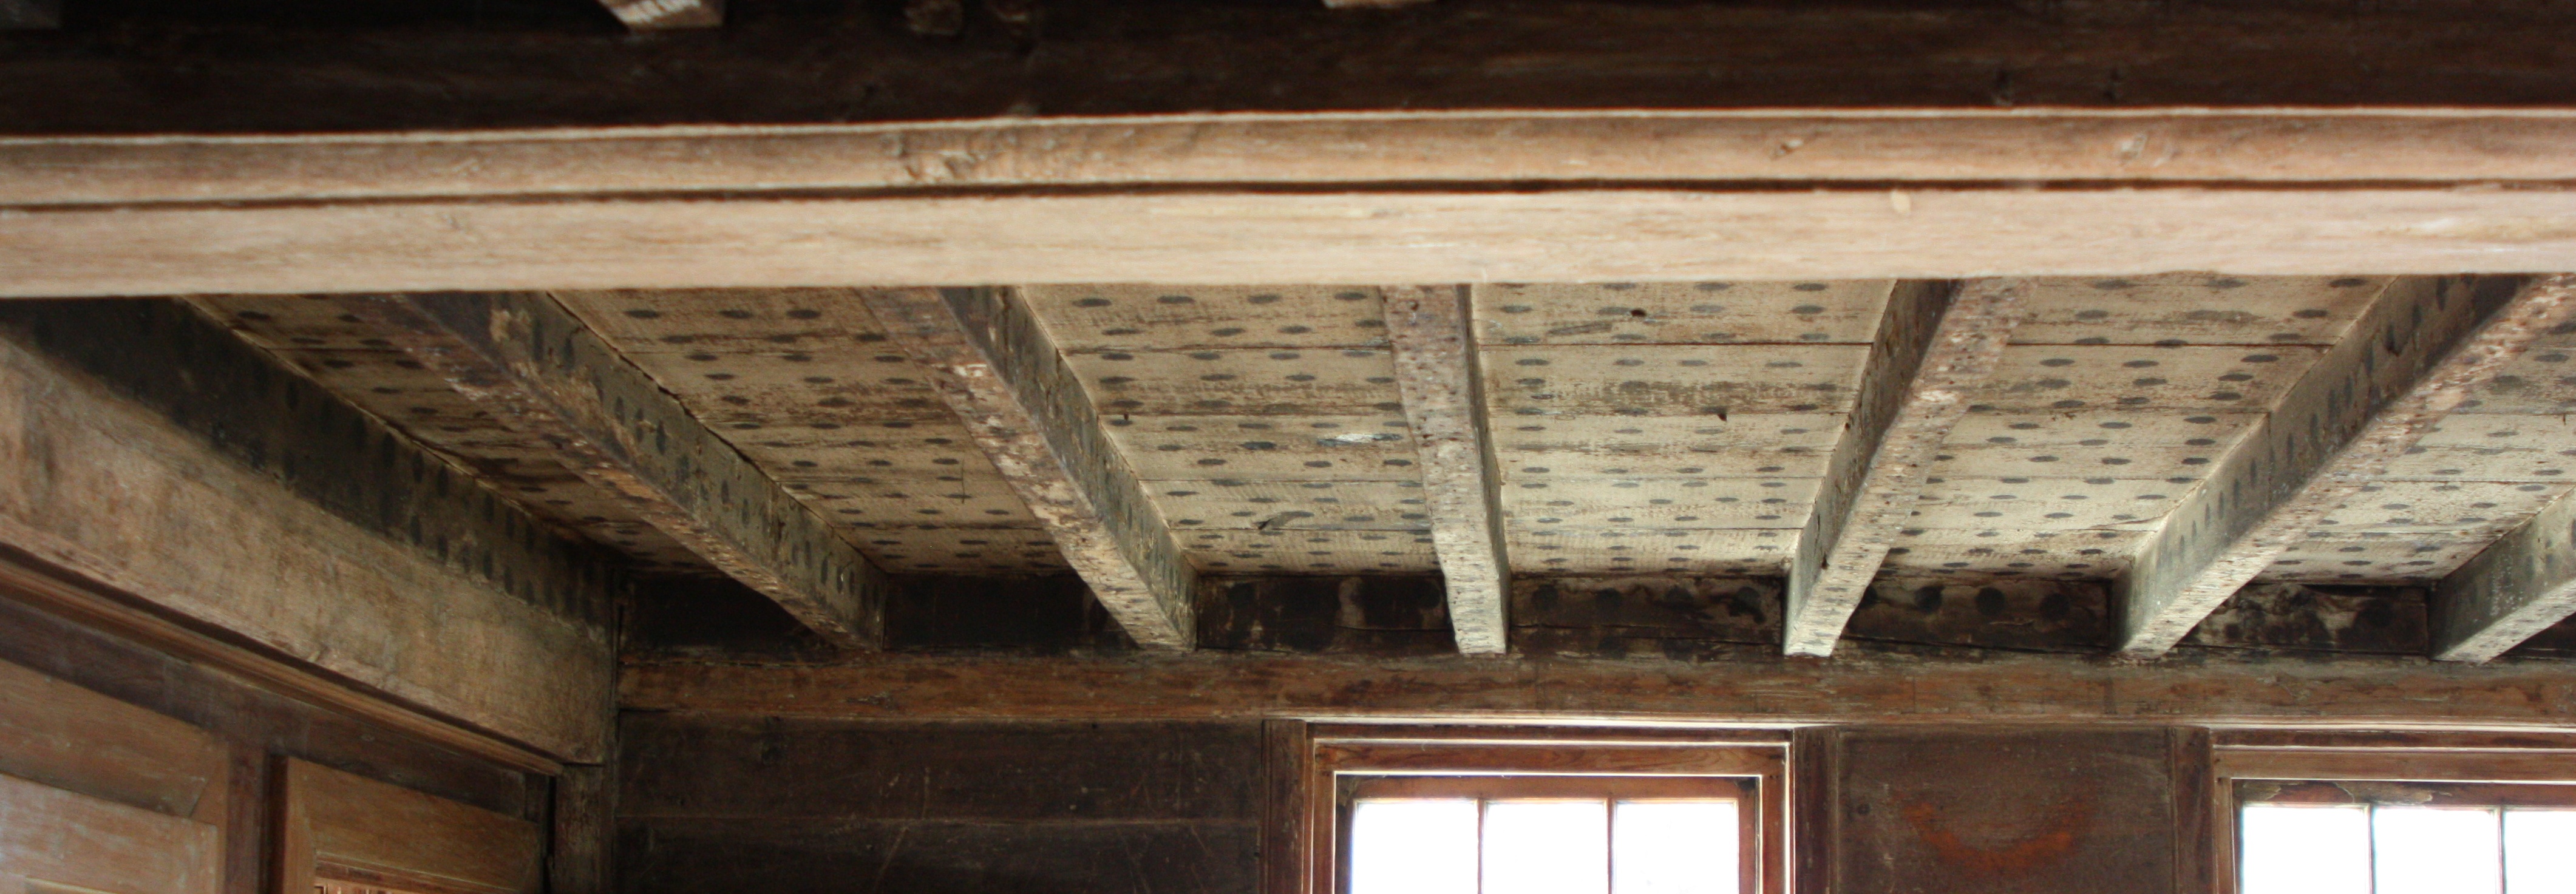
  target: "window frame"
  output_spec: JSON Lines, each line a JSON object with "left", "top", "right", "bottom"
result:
{"left": 1288, "top": 724, "right": 1789, "bottom": 894}
{"left": 2211, "top": 730, "right": 2576, "bottom": 894}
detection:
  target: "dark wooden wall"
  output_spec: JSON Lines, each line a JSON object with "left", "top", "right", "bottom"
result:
{"left": 618, "top": 716, "right": 2210, "bottom": 894}
{"left": 617, "top": 714, "right": 1263, "bottom": 894}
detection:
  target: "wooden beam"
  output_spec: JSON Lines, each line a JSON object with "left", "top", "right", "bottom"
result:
{"left": 621, "top": 649, "right": 2576, "bottom": 730}
{"left": 13, "top": 113, "right": 2576, "bottom": 208}
{"left": 597, "top": 0, "right": 721, "bottom": 30}
{"left": 343, "top": 293, "right": 888, "bottom": 651}
{"left": 861, "top": 288, "right": 1196, "bottom": 649}
{"left": 1384, "top": 286, "right": 1507, "bottom": 654}
{"left": 2119, "top": 276, "right": 2576, "bottom": 655}
{"left": 1784, "top": 279, "right": 2024, "bottom": 656}
{"left": 0, "top": 0, "right": 55, "bottom": 29}
{"left": 2430, "top": 276, "right": 2576, "bottom": 662}
{"left": 9, "top": 188, "right": 2576, "bottom": 298}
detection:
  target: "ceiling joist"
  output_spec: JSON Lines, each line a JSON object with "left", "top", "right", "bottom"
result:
{"left": 1384, "top": 285, "right": 1508, "bottom": 654}
{"left": 863, "top": 288, "right": 1198, "bottom": 650}
{"left": 1785, "top": 279, "right": 2026, "bottom": 656}
{"left": 2119, "top": 276, "right": 2576, "bottom": 656}
{"left": 342, "top": 292, "right": 889, "bottom": 650}
{"left": 2425, "top": 276, "right": 2576, "bottom": 662}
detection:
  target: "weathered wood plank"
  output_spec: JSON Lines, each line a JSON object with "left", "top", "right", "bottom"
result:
{"left": 1197, "top": 576, "right": 1453, "bottom": 656}
{"left": 1831, "top": 730, "right": 2186, "bottom": 894}
{"left": 1785, "top": 279, "right": 2023, "bottom": 656}
{"left": 2122, "top": 276, "right": 2576, "bottom": 655}
{"left": 598, "top": 0, "right": 721, "bottom": 30}
{"left": 10, "top": 189, "right": 2576, "bottom": 297}
{"left": 549, "top": 764, "right": 615, "bottom": 894}
{"left": 622, "top": 649, "right": 2576, "bottom": 728}
{"left": 1384, "top": 286, "right": 1509, "bottom": 654}
{"left": 0, "top": 303, "right": 611, "bottom": 763}
{"left": 280, "top": 759, "right": 543, "bottom": 894}
{"left": 2184, "top": 583, "right": 2427, "bottom": 655}
{"left": 2435, "top": 390, "right": 2576, "bottom": 659}
{"left": 0, "top": 659, "right": 228, "bottom": 821}
{"left": 344, "top": 292, "right": 890, "bottom": 650}
{"left": 863, "top": 288, "right": 1197, "bottom": 649}
{"left": 0, "top": 774, "right": 219, "bottom": 894}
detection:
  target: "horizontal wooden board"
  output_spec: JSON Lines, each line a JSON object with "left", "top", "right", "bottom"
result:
{"left": 0, "top": 773, "right": 219, "bottom": 894}
{"left": 1065, "top": 347, "right": 1402, "bottom": 416}
{"left": 1932, "top": 410, "right": 2256, "bottom": 479}
{"left": 2013, "top": 274, "right": 2389, "bottom": 345}
{"left": 724, "top": 421, "right": 1006, "bottom": 482}
{"left": 1501, "top": 476, "right": 1821, "bottom": 528}
{"left": 1509, "top": 527, "right": 1796, "bottom": 574}
{"left": 1149, "top": 480, "right": 1431, "bottom": 530}
{"left": 619, "top": 818, "right": 1260, "bottom": 894}
{"left": 195, "top": 294, "right": 410, "bottom": 351}
{"left": 1968, "top": 345, "right": 2323, "bottom": 412}
{"left": 1880, "top": 527, "right": 2143, "bottom": 578}
{"left": 1021, "top": 285, "right": 1389, "bottom": 351}
{"left": 2185, "top": 583, "right": 2428, "bottom": 654}
{"left": 784, "top": 478, "right": 1045, "bottom": 528}
{"left": 2376, "top": 413, "right": 2576, "bottom": 481}
{"left": 1177, "top": 529, "right": 1439, "bottom": 574}
{"left": 2453, "top": 330, "right": 2576, "bottom": 413}
{"left": 1470, "top": 280, "right": 1892, "bottom": 345}
{"left": 1482, "top": 344, "right": 1869, "bottom": 416}
{"left": 1490, "top": 413, "right": 1844, "bottom": 478}
{"left": 620, "top": 348, "right": 953, "bottom": 425}
{"left": 554, "top": 288, "right": 888, "bottom": 353}
{"left": 2304, "top": 479, "right": 2573, "bottom": 534}
{"left": 2258, "top": 533, "right": 2495, "bottom": 583}
{"left": 1908, "top": 476, "right": 2207, "bottom": 529}
{"left": 1106, "top": 414, "right": 1419, "bottom": 480}
{"left": 845, "top": 527, "right": 1070, "bottom": 574}
{"left": 1845, "top": 578, "right": 2110, "bottom": 651}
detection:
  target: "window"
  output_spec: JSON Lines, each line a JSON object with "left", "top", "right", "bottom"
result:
{"left": 2217, "top": 734, "right": 2576, "bottom": 894}
{"left": 1290, "top": 725, "right": 1784, "bottom": 894}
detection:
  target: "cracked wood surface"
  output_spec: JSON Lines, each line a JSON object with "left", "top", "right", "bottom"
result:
{"left": 1785, "top": 279, "right": 2024, "bottom": 656}
{"left": 864, "top": 288, "right": 1196, "bottom": 649}
{"left": 2121, "top": 276, "right": 2576, "bottom": 655}
{"left": 341, "top": 292, "right": 889, "bottom": 650}
{"left": 1384, "top": 285, "right": 1509, "bottom": 653}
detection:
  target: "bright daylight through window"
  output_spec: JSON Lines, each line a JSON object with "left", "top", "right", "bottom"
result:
{"left": 2239, "top": 783, "right": 2576, "bottom": 894}
{"left": 1345, "top": 777, "right": 1748, "bottom": 894}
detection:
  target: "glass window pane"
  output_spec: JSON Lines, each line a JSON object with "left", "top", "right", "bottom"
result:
{"left": 2376, "top": 806, "right": 2501, "bottom": 894}
{"left": 1351, "top": 799, "right": 1479, "bottom": 894}
{"left": 1613, "top": 799, "right": 1738, "bottom": 894}
{"left": 2506, "top": 808, "right": 2576, "bottom": 894}
{"left": 1485, "top": 799, "right": 1611, "bottom": 894}
{"left": 2240, "top": 804, "right": 2371, "bottom": 894}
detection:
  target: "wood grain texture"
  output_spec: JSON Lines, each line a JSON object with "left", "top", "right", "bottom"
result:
{"left": 597, "top": 0, "right": 721, "bottom": 30}
{"left": 2121, "top": 276, "right": 2573, "bottom": 656}
{"left": 0, "top": 658, "right": 226, "bottom": 822}
{"left": 279, "top": 759, "right": 543, "bottom": 894}
{"left": 1830, "top": 729, "right": 2185, "bottom": 894}
{"left": 342, "top": 291, "right": 889, "bottom": 650}
{"left": 2436, "top": 426, "right": 2576, "bottom": 659}
{"left": 1384, "top": 286, "right": 1509, "bottom": 653}
{"left": 1786, "top": 279, "right": 2022, "bottom": 656}
{"left": 10, "top": 189, "right": 2576, "bottom": 297}
{"left": 864, "top": 288, "right": 1196, "bottom": 649}
{"left": 624, "top": 651, "right": 2576, "bottom": 729}
{"left": 0, "top": 307, "right": 610, "bottom": 763}
{"left": 0, "top": 773, "right": 219, "bottom": 894}
{"left": 549, "top": 764, "right": 614, "bottom": 894}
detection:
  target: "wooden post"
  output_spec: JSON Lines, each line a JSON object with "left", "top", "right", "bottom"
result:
{"left": 862, "top": 288, "right": 1198, "bottom": 649}
{"left": 1783, "top": 280, "right": 2025, "bottom": 657}
{"left": 1383, "top": 285, "right": 1509, "bottom": 654}
{"left": 342, "top": 292, "right": 889, "bottom": 651}
{"left": 2120, "top": 275, "right": 2576, "bottom": 656}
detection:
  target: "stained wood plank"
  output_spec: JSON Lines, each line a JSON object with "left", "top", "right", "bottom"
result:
{"left": 2184, "top": 583, "right": 2427, "bottom": 655}
{"left": 1932, "top": 410, "right": 2257, "bottom": 480}
{"left": 863, "top": 287, "right": 1197, "bottom": 649}
{"left": 15, "top": 189, "right": 2576, "bottom": 297}
{"left": 1969, "top": 344, "right": 2320, "bottom": 413}
{"left": 1880, "top": 527, "right": 2143, "bottom": 578}
{"left": 1785, "top": 279, "right": 2023, "bottom": 657}
{"left": 2011, "top": 274, "right": 2388, "bottom": 346}
{"left": 1021, "top": 284, "right": 1390, "bottom": 351}
{"left": 622, "top": 649, "right": 2576, "bottom": 728}
{"left": 1505, "top": 477, "right": 1821, "bottom": 529}
{"left": 280, "top": 759, "right": 543, "bottom": 894}
{"left": 2436, "top": 453, "right": 2576, "bottom": 660}
{"left": 1064, "top": 347, "right": 1401, "bottom": 416}
{"left": 342, "top": 292, "right": 889, "bottom": 650}
{"left": 2262, "top": 533, "right": 2493, "bottom": 583}
{"left": 1385, "top": 286, "right": 1509, "bottom": 653}
{"left": 1177, "top": 529, "right": 1439, "bottom": 574}
{"left": 0, "top": 774, "right": 219, "bottom": 894}
{"left": 0, "top": 659, "right": 226, "bottom": 821}
{"left": 597, "top": 0, "right": 721, "bottom": 30}
{"left": 1198, "top": 577, "right": 1453, "bottom": 655}
{"left": 2122, "top": 275, "right": 2576, "bottom": 655}
{"left": 1483, "top": 344, "right": 1868, "bottom": 417}
{"left": 1490, "top": 413, "right": 1844, "bottom": 477}
{"left": 1509, "top": 528, "right": 1794, "bottom": 575}
{"left": 1149, "top": 480, "right": 1432, "bottom": 531}
{"left": 1104, "top": 415, "right": 1419, "bottom": 480}
{"left": 1844, "top": 578, "right": 2108, "bottom": 652}
{"left": 1470, "top": 280, "right": 1891, "bottom": 345}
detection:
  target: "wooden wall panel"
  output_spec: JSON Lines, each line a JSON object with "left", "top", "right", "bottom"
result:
{"left": 0, "top": 773, "right": 220, "bottom": 894}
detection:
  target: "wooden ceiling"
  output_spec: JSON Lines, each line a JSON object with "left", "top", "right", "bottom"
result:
{"left": 178, "top": 274, "right": 2576, "bottom": 660}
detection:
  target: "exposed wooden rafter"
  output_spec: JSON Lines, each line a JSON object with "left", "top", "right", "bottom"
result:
{"left": 341, "top": 292, "right": 889, "bottom": 651}
{"left": 2119, "top": 276, "right": 2575, "bottom": 656}
{"left": 1383, "top": 286, "right": 1507, "bottom": 654}
{"left": 1785, "top": 279, "right": 2024, "bottom": 657}
{"left": 863, "top": 288, "right": 1198, "bottom": 650}
{"left": 2426, "top": 276, "right": 2576, "bottom": 662}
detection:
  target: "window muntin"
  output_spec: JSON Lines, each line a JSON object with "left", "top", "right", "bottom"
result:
{"left": 2237, "top": 781, "right": 2576, "bottom": 894}
{"left": 1342, "top": 774, "right": 1755, "bottom": 894}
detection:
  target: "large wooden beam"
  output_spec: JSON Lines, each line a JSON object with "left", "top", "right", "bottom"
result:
{"left": 861, "top": 288, "right": 1196, "bottom": 649}
{"left": 7, "top": 189, "right": 2576, "bottom": 298}
{"left": 10, "top": 3, "right": 2576, "bottom": 134}
{"left": 1382, "top": 286, "right": 1507, "bottom": 654}
{"left": 2119, "top": 276, "right": 2574, "bottom": 655}
{"left": 344, "top": 293, "right": 889, "bottom": 650}
{"left": 622, "top": 650, "right": 2576, "bottom": 730}
{"left": 1784, "top": 279, "right": 2023, "bottom": 656}
{"left": 2429, "top": 276, "right": 2576, "bottom": 662}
